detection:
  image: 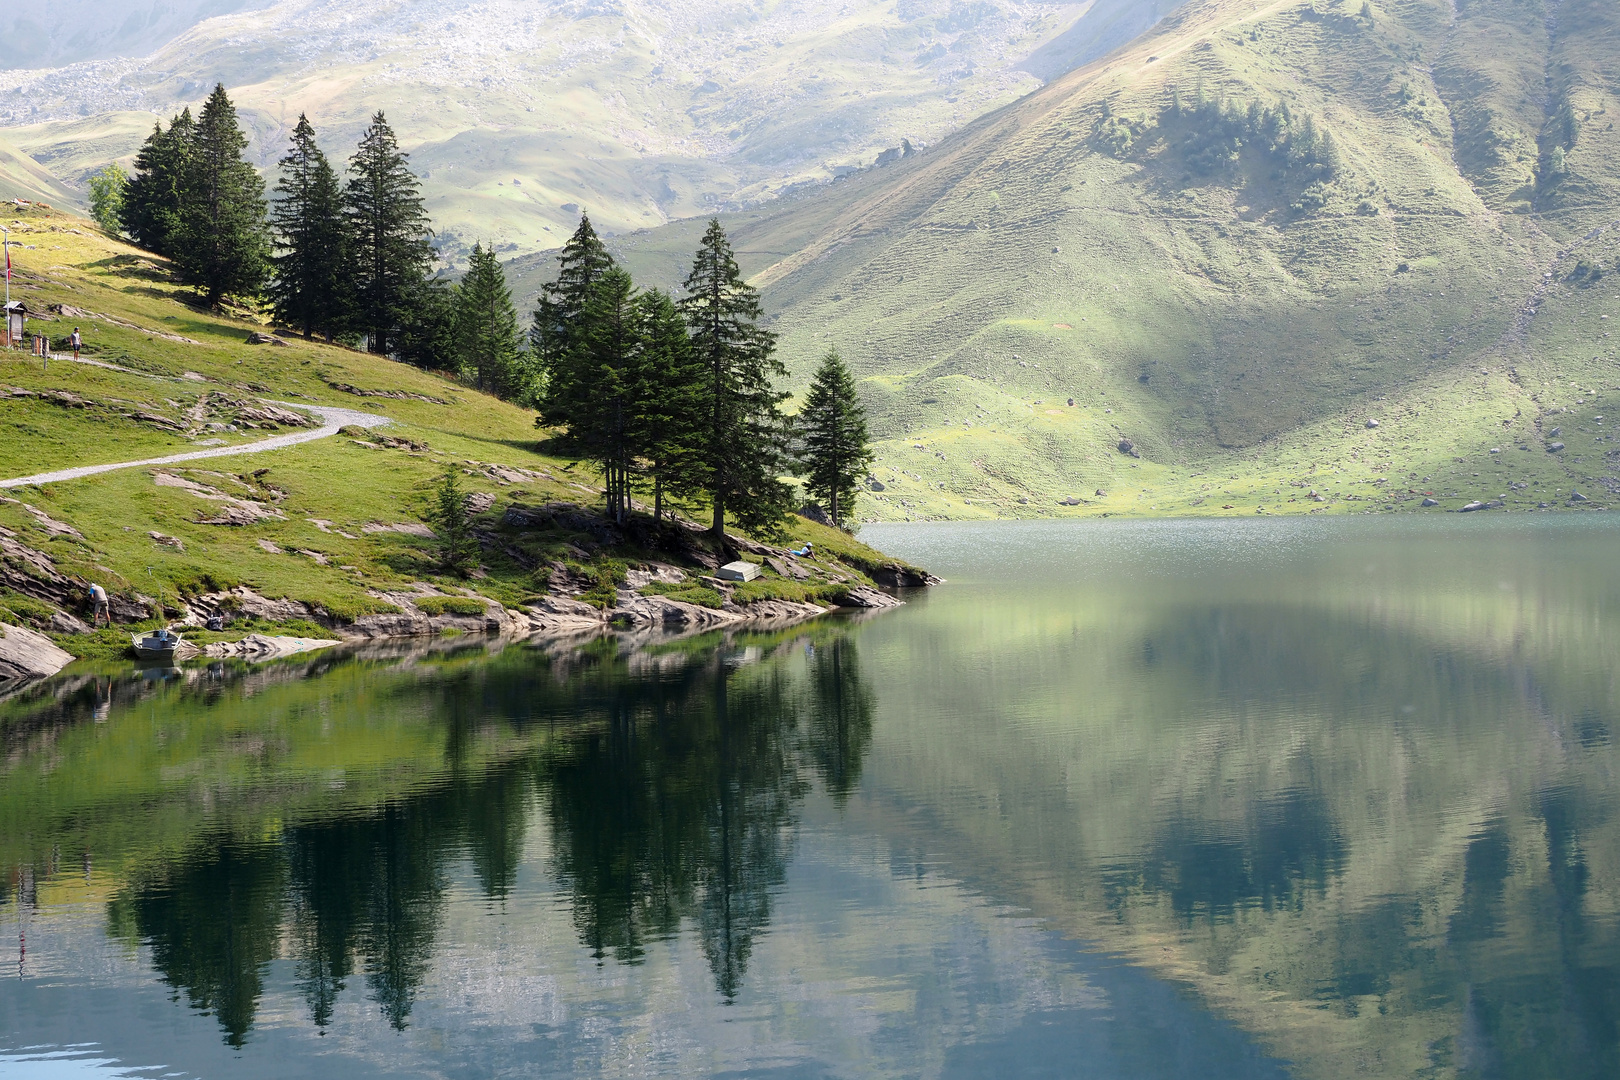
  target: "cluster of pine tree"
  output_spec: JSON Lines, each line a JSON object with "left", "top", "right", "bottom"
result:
{"left": 121, "top": 86, "right": 270, "bottom": 307}
{"left": 534, "top": 216, "right": 871, "bottom": 537}
{"left": 117, "top": 86, "right": 520, "bottom": 387}
{"left": 1160, "top": 89, "right": 1341, "bottom": 185}
{"left": 112, "top": 85, "right": 872, "bottom": 534}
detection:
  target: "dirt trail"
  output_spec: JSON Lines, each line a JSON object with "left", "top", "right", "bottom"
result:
{"left": 0, "top": 403, "right": 392, "bottom": 489}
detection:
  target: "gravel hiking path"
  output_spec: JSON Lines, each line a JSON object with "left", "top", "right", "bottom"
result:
{"left": 0, "top": 403, "right": 392, "bottom": 489}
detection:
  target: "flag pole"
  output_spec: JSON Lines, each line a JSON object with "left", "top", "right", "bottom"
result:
{"left": 2, "top": 225, "right": 10, "bottom": 349}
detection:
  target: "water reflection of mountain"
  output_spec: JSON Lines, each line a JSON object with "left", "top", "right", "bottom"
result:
{"left": 71, "top": 624, "right": 873, "bottom": 1044}
{"left": 853, "top": 589, "right": 1620, "bottom": 1080}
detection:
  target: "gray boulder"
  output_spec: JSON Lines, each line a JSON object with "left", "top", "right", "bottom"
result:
{"left": 0, "top": 622, "right": 74, "bottom": 682}
{"left": 798, "top": 502, "right": 834, "bottom": 527}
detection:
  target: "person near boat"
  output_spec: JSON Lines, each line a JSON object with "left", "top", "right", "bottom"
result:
{"left": 88, "top": 582, "right": 110, "bottom": 627}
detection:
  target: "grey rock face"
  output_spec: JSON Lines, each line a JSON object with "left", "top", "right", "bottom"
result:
{"left": 0, "top": 622, "right": 74, "bottom": 682}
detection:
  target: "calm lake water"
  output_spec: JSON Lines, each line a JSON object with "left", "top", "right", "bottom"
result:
{"left": 2, "top": 516, "right": 1618, "bottom": 1079}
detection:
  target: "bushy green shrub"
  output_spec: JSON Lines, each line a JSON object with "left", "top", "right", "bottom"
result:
{"left": 414, "top": 595, "right": 489, "bottom": 617}
{"left": 0, "top": 590, "right": 62, "bottom": 628}
{"left": 1570, "top": 258, "right": 1604, "bottom": 286}
{"left": 1160, "top": 92, "right": 1340, "bottom": 187}
{"left": 639, "top": 581, "right": 725, "bottom": 608}
{"left": 580, "top": 567, "right": 622, "bottom": 610}
{"left": 731, "top": 579, "right": 850, "bottom": 606}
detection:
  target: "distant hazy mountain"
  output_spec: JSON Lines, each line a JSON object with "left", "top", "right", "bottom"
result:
{"left": 2, "top": 1, "right": 276, "bottom": 70}
{"left": 0, "top": 0, "right": 1178, "bottom": 262}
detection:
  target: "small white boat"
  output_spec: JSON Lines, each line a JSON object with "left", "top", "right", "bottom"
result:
{"left": 132, "top": 628, "right": 184, "bottom": 663}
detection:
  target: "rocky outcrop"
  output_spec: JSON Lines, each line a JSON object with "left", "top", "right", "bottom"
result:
{"left": 609, "top": 593, "right": 829, "bottom": 631}
{"left": 870, "top": 564, "right": 943, "bottom": 588}
{"left": 327, "top": 382, "right": 450, "bottom": 405}
{"left": 0, "top": 622, "right": 74, "bottom": 682}
{"left": 201, "top": 633, "right": 341, "bottom": 661}
{"left": 151, "top": 470, "right": 285, "bottom": 524}
{"left": 798, "top": 502, "right": 834, "bottom": 526}
{"left": 504, "top": 502, "right": 625, "bottom": 547}
{"left": 521, "top": 595, "right": 607, "bottom": 634}
{"left": 0, "top": 528, "right": 147, "bottom": 622}
{"left": 840, "top": 585, "right": 904, "bottom": 608}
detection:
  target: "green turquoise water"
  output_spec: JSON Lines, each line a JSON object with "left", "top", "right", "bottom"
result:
{"left": 1, "top": 516, "right": 1617, "bottom": 1079}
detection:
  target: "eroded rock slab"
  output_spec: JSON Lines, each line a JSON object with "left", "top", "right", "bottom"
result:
{"left": 0, "top": 622, "right": 74, "bottom": 681}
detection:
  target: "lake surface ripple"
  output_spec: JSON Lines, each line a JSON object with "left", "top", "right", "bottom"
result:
{"left": 2, "top": 516, "right": 1616, "bottom": 1079}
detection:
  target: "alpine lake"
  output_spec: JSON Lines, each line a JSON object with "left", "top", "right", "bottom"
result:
{"left": 2, "top": 516, "right": 1617, "bottom": 1080}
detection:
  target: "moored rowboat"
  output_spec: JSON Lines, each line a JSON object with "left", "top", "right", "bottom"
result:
{"left": 132, "top": 628, "right": 184, "bottom": 663}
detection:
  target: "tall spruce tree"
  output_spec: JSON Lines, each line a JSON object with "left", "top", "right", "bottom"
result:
{"left": 797, "top": 349, "right": 872, "bottom": 529}
{"left": 269, "top": 115, "right": 350, "bottom": 340}
{"left": 395, "top": 276, "right": 458, "bottom": 371}
{"left": 173, "top": 84, "right": 271, "bottom": 307}
{"left": 541, "top": 267, "right": 643, "bottom": 523}
{"left": 453, "top": 242, "right": 525, "bottom": 398}
{"left": 122, "top": 109, "right": 196, "bottom": 256}
{"left": 680, "top": 218, "right": 792, "bottom": 539}
{"left": 532, "top": 215, "right": 614, "bottom": 431}
{"left": 635, "top": 288, "right": 707, "bottom": 524}
{"left": 531, "top": 214, "right": 613, "bottom": 357}
{"left": 345, "top": 112, "right": 433, "bottom": 357}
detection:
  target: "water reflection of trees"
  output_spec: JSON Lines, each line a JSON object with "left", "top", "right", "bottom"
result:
{"left": 101, "top": 624, "right": 873, "bottom": 1043}
{"left": 541, "top": 631, "right": 874, "bottom": 998}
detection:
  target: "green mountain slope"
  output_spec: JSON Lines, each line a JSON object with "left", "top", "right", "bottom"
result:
{"left": 0, "top": 0, "right": 1176, "bottom": 264}
{"left": 0, "top": 136, "right": 78, "bottom": 206}
{"left": 591, "top": 0, "right": 1620, "bottom": 521}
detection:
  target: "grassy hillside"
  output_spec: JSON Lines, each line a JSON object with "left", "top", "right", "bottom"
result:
{"left": 0, "top": 135, "right": 78, "bottom": 205}
{"left": 590, "top": 0, "right": 1620, "bottom": 522}
{"left": 0, "top": 0, "right": 1174, "bottom": 263}
{"left": 0, "top": 205, "right": 906, "bottom": 655}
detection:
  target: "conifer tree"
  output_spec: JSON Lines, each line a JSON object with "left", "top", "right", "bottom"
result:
{"left": 453, "top": 242, "right": 525, "bottom": 398}
{"left": 396, "top": 276, "right": 458, "bottom": 371}
{"left": 173, "top": 84, "right": 271, "bottom": 307}
{"left": 428, "top": 464, "right": 478, "bottom": 574}
{"left": 797, "top": 349, "right": 872, "bottom": 529}
{"left": 269, "top": 114, "right": 350, "bottom": 340}
{"left": 88, "top": 163, "right": 129, "bottom": 235}
{"left": 542, "top": 267, "right": 643, "bottom": 524}
{"left": 635, "top": 288, "right": 707, "bottom": 524}
{"left": 122, "top": 109, "right": 196, "bottom": 256}
{"left": 345, "top": 111, "right": 433, "bottom": 357}
{"left": 680, "top": 218, "right": 792, "bottom": 539}
{"left": 531, "top": 213, "right": 614, "bottom": 374}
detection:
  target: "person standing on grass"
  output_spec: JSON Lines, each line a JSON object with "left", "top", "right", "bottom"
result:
{"left": 88, "top": 583, "right": 110, "bottom": 628}
{"left": 70, "top": 327, "right": 81, "bottom": 359}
